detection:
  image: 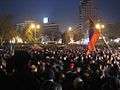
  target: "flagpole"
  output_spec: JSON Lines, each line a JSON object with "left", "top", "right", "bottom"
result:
{"left": 96, "top": 23, "right": 113, "bottom": 54}
{"left": 101, "top": 34, "right": 113, "bottom": 54}
{"left": 86, "top": 17, "right": 112, "bottom": 54}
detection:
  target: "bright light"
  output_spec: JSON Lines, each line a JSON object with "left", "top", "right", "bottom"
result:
{"left": 68, "top": 27, "right": 72, "bottom": 31}
{"left": 68, "top": 37, "right": 74, "bottom": 44}
{"left": 24, "top": 41, "right": 27, "bottom": 43}
{"left": 95, "top": 23, "right": 105, "bottom": 30}
{"left": 43, "top": 17, "right": 48, "bottom": 24}
{"left": 9, "top": 40, "right": 11, "bottom": 43}
{"left": 99, "top": 36, "right": 102, "bottom": 39}
{"left": 70, "top": 38, "right": 74, "bottom": 43}
{"left": 95, "top": 23, "right": 101, "bottom": 30}
{"left": 11, "top": 37, "right": 15, "bottom": 44}
{"left": 68, "top": 40, "right": 81, "bottom": 45}
{"left": 58, "top": 39, "right": 62, "bottom": 44}
{"left": 76, "top": 41, "right": 81, "bottom": 44}
{"left": 16, "top": 36, "right": 23, "bottom": 43}
{"left": 114, "top": 38, "right": 120, "bottom": 43}
{"left": 31, "top": 23, "right": 35, "bottom": 29}
{"left": 36, "top": 24, "right": 40, "bottom": 29}
{"left": 68, "top": 26, "right": 74, "bottom": 44}
{"left": 10, "top": 36, "right": 23, "bottom": 44}
{"left": 101, "top": 25, "right": 105, "bottom": 29}
{"left": 81, "top": 38, "right": 89, "bottom": 45}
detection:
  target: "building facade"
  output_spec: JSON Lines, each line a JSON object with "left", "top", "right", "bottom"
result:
{"left": 79, "top": 0, "right": 99, "bottom": 42}
{"left": 16, "top": 20, "right": 36, "bottom": 31}
{"left": 79, "top": 0, "right": 98, "bottom": 30}
{"left": 43, "top": 23, "right": 61, "bottom": 41}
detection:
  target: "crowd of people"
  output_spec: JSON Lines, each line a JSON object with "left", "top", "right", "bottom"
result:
{"left": 0, "top": 44, "right": 120, "bottom": 90}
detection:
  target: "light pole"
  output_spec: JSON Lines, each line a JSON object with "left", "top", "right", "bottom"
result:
{"left": 68, "top": 26, "right": 74, "bottom": 43}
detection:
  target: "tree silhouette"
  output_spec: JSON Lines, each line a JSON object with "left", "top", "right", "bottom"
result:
{"left": 0, "top": 14, "right": 17, "bottom": 44}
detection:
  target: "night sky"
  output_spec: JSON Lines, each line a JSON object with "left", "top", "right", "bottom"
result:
{"left": 0, "top": 0, "right": 120, "bottom": 25}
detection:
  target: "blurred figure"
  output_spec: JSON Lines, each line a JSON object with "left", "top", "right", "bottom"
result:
{"left": 41, "top": 70, "right": 62, "bottom": 90}
{"left": 7, "top": 50, "right": 40, "bottom": 90}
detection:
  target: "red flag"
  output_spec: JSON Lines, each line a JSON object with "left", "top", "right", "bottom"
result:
{"left": 86, "top": 16, "right": 100, "bottom": 53}
{"left": 87, "top": 31, "right": 100, "bottom": 52}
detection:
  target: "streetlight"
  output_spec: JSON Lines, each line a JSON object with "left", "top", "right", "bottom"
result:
{"left": 31, "top": 23, "right": 36, "bottom": 29}
{"left": 68, "top": 26, "right": 72, "bottom": 31}
{"left": 95, "top": 23, "right": 112, "bottom": 53}
{"left": 36, "top": 24, "right": 40, "bottom": 29}
{"left": 95, "top": 23, "right": 105, "bottom": 40}
{"left": 68, "top": 26, "right": 74, "bottom": 43}
{"left": 95, "top": 23, "right": 101, "bottom": 30}
{"left": 95, "top": 23, "right": 105, "bottom": 33}
{"left": 101, "top": 25, "right": 105, "bottom": 29}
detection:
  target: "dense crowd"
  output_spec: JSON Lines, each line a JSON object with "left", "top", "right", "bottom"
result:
{"left": 0, "top": 45, "right": 120, "bottom": 90}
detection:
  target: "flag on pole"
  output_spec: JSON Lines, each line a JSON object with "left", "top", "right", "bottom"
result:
{"left": 87, "top": 31, "right": 100, "bottom": 52}
{"left": 86, "top": 17, "right": 100, "bottom": 52}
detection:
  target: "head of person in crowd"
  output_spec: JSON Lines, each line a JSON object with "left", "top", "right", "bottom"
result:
{"left": 73, "top": 77, "right": 84, "bottom": 90}
{"left": 47, "top": 70, "right": 55, "bottom": 81}
{"left": 12, "top": 50, "right": 31, "bottom": 72}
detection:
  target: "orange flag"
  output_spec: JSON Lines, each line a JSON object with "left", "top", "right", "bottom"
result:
{"left": 87, "top": 31, "right": 100, "bottom": 52}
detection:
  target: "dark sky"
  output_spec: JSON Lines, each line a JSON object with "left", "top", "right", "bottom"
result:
{"left": 0, "top": 0, "right": 120, "bottom": 25}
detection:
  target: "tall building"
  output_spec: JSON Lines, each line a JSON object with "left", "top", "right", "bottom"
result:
{"left": 79, "top": 0, "right": 98, "bottom": 30}
{"left": 79, "top": 0, "right": 99, "bottom": 42}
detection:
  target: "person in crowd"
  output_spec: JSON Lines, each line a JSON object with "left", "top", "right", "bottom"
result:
{"left": 0, "top": 44, "right": 119, "bottom": 90}
{"left": 7, "top": 50, "right": 40, "bottom": 90}
{"left": 40, "top": 69, "right": 62, "bottom": 90}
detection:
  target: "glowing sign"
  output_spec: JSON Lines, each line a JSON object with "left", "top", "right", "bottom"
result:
{"left": 43, "top": 17, "right": 48, "bottom": 23}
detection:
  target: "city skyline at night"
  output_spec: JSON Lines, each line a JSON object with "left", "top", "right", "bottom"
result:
{"left": 0, "top": 0, "right": 120, "bottom": 25}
